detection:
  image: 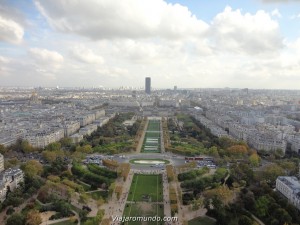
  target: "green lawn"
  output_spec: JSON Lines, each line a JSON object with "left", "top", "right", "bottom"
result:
{"left": 51, "top": 220, "right": 76, "bottom": 225}
{"left": 123, "top": 203, "right": 164, "bottom": 225}
{"left": 141, "top": 120, "right": 161, "bottom": 153}
{"left": 147, "top": 121, "right": 161, "bottom": 131}
{"left": 124, "top": 174, "right": 164, "bottom": 225}
{"left": 127, "top": 174, "right": 163, "bottom": 202}
{"left": 188, "top": 216, "right": 216, "bottom": 225}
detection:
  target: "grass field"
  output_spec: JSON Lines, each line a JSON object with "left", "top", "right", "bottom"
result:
{"left": 141, "top": 120, "right": 161, "bottom": 153}
{"left": 147, "top": 120, "right": 161, "bottom": 131}
{"left": 127, "top": 174, "right": 163, "bottom": 202}
{"left": 188, "top": 216, "right": 216, "bottom": 225}
{"left": 123, "top": 203, "right": 164, "bottom": 225}
{"left": 51, "top": 220, "right": 76, "bottom": 225}
{"left": 124, "top": 174, "right": 164, "bottom": 225}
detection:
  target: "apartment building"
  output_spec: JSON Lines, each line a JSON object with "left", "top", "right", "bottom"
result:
{"left": 26, "top": 128, "right": 64, "bottom": 148}
{"left": 0, "top": 154, "right": 24, "bottom": 202}
{"left": 276, "top": 176, "right": 300, "bottom": 210}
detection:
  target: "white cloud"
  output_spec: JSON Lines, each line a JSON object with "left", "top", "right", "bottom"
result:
{"left": 210, "top": 6, "right": 283, "bottom": 54}
{"left": 0, "top": 56, "right": 11, "bottom": 64}
{"left": 29, "top": 48, "right": 64, "bottom": 65}
{"left": 28, "top": 48, "right": 64, "bottom": 77}
{"left": 1, "top": 1, "right": 300, "bottom": 89}
{"left": 271, "top": 9, "right": 282, "bottom": 18}
{"left": 289, "top": 13, "right": 300, "bottom": 19}
{"left": 34, "top": 0, "right": 208, "bottom": 40}
{"left": 0, "top": 55, "right": 11, "bottom": 76}
{"left": 70, "top": 45, "right": 104, "bottom": 64}
{"left": 0, "top": 15, "right": 24, "bottom": 44}
{"left": 97, "top": 67, "right": 129, "bottom": 78}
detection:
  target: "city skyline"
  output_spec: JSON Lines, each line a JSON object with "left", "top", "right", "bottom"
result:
{"left": 1, "top": 0, "right": 300, "bottom": 89}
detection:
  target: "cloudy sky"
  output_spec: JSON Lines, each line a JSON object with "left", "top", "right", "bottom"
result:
{"left": 1, "top": 0, "right": 300, "bottom": 89}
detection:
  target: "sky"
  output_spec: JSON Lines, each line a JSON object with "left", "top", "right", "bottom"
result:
{"left": 1, "top": 0, "right": 300, "bottom": 89}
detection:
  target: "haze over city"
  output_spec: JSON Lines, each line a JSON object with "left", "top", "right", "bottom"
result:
{"left": 1, "top": 0, "right": 300, "bottom": 89}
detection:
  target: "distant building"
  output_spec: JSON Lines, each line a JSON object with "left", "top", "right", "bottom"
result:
{"left": 70, "top": 133, "right": 83, "bottom": 144}
{"left": 174, "top": 86, "right": 177, "bottom": 91}
{"left": 276, "top": 176, "right": 300, "bottom": 210}
{"left": 145, "top": 77, "right": 151, "bottom": 94}
{"left": 29, "top": 91, "right": 41, "bottom": 105}
{"left": 132, "top": 91, "right": 137, "bottom": 98}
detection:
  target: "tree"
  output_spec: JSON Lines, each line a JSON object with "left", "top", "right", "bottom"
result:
{"left": 21, "top": 140, "right": 35, "bottom": 153}
{"left": 272, "top": 208, "right": 292, "bottom": 224}
{"left": 5, "top": 158, "right": 20, "bottom": 169}
{"left": 274, "top": 149, "right": 284, "bottom": 158}
{"left": 6, "top": 213, "right": 25, "bottom": 225}
{"left": 230, "top": 163, "right": 253, "bottom": 184}
{"left": 45, "top": 142, "right": 61, "bottom": 151}
{"left": 76, "top": 145, "right": 93, "bottom": 154}
{"left": 218, "top": 137, "right": 236, "bottom": 149}
{"left": 53, "top": 200, "right": 72, "bottom": 217}
{"left": 208, "top": 146, "right": 220, "bottom": 158}
{"left": 26, "top": 209, "right": 42, "bottom": 225}
{"left": 60, "top": 138, "right": 72, "bottom": 147}
{"left": 262, "top": 164, "right": 285, "bottom": 183}
{"left": 203, "top": 186, "right": 233, "bottom": 205}
{"left": 279, "top": 161, "right": 296, "bottom": 176}
{"left": 249, "top": 153, "right": 260, "bottom": 167}
{"left": 21, "top": 160, "right": 43, "bottom": 178}
{"left": 238, "top": 215, "right": 252, "bottom": 225}
{"left": 0, "top": 144, "right": 7, "bottom": 154}
{"left": 191, "top": 197, "right": 204, "bottom": 210}
{"left": 227, "top": 145, "right": 248, "bottom": 156}
{"left": 79, "top": 193, "right": 90, "bottom": 204}
{"left": 42, "top": 150, "right": 64, "bottom": 163}
{"left": 255, "top": 196, "right": 270, "bottom": 217}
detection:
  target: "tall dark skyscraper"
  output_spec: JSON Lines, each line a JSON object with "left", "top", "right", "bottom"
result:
{"left": 145, "top": 77, "right": 151, "bottom": 94}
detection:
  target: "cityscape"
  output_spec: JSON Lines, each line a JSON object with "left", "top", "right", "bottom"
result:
{"left": 1, "top": 1, "right": 300, "bottom": 225}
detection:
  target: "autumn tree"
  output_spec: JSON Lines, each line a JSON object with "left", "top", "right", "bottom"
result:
{"left": 21, "top": 160, "right": 43, "bottom": 178}
{"left": 249, "top": 153, "right": 260, "bottom": 167}
{"left": 203, "top": 186, "right": 234, "bottom": 205}
{"left": 76, "top": 145, "right": 93, "bottom": 154}
{"left": 26, "top": 210, "right": 42, "bottom": 225}
{"left": 227, "top": 145, "right": 248, "bottom": 156}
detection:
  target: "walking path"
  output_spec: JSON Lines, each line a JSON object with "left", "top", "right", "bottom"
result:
{"left": 40, "top": 210, "right": 80, "bottom": 225}
{"left": 160, "top": 119, "right": 165, "bottom": 153}
{"left": 136, "top": 119, "right": 149, "bottom": 153}
{"left": 100, "top": 171, "right": 134, "bottom": 225}
{"left": 162, "top": 171, "right": 171, "bottom": 218}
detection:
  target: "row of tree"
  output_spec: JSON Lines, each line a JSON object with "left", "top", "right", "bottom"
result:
{"left": 178, "top": 167, "right": 209, "bottom": 182}
{"left": 71, "top": 163, "right": 113, "bottom": 189}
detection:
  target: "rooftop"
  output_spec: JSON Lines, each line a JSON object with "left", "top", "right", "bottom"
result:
{"left": 278, "top": 176, "right": 300, "bottom": 192}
